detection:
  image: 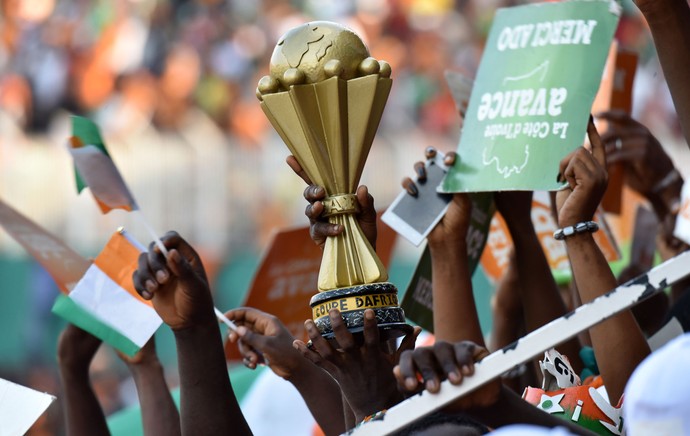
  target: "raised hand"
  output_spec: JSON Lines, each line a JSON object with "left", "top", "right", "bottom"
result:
{"left": 598, "top": 110, "right": 677, "bottom": 197}
{"left": 401, "top": 147, "right": 457, "bottom": 197}
{"left": 57, "top": 324, "right": 102, "bottom": 374}
{"left": 225, "top": 307, "right": 304, "bottom": 378}
{"left": 556, "top": 117, "right": 608, "bottom": 228}
{"left": 294, "top": 309, "right": 420, "bottom": 423}
{"left": 132, "top": 231, "right": 213, "bottom": 330}
{"left": 288, "top": 156, "right": 378, "bottom": 250}
{"left": 227, "top": 307, "right": 348, "bottom": 435}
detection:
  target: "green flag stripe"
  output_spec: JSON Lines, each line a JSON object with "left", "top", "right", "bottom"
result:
{"left": 52, "top": 294, "right": 140, "bottom": 357}
{"left": 71, "top": 116, "right": 110, "bottom": 193}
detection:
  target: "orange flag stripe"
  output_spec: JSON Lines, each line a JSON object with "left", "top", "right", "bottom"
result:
{"left": 93, "top": 232, "right": 152, "bottom": 307}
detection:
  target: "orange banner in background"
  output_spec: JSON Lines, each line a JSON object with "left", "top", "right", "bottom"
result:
{"left": 480, "top": 193, "right": 620, "bottom": 283}
{"left": 225, "top": 213, "right": 397, "bottom": 361}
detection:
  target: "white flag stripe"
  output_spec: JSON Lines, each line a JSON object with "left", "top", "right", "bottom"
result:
{"left": 70, "top": 264, "right": 162, "bottom": 347}
{"left": 0, "top": 378, "right": 55, "bottom": 436}
{"left": 70, "top": 145, "right": 137, "bottom": 210}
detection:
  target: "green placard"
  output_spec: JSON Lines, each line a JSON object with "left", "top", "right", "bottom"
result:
{"left": 441, "top": 0, "right": 620, "bottom": 193}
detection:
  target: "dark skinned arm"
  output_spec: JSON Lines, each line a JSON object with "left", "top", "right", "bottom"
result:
{"left": 496, "top": 191, "right": 583, "bottom": 373}
{"left": 132, "top": 232, "right": 251, "bottom": 436}
{"left": 226, "top": 307, "right": 346, "bottom": 435}
{"left": 118, "top": 339, "right": 181, "bottom": 436}
{"left": 635, "top": 0, "right": 690, "bottom": 149}
{"left": 556, "top": 119, "right": 649, "bottom": 404}
{"left": 403, "top": 150, "right": 484, "bottom": 345}
{"left": 57, "top": 324, "right": 109, "bottom": 436}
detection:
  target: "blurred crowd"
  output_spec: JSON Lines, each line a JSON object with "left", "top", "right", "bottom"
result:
{"left": 1, "top": 0, "right": 686, "bottom": 257}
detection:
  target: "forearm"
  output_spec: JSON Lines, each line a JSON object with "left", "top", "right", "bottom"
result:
{"left": 130, "top": 362, "right": 181, "bottom": 436}
{"left": 429, "top": 242, "right": 484, "bottom": 345}
{"left": 566, "top": 234, "right": 649, "bottom": 403}
{"left": 59, "top": 369, "right": 110, "bottom": 436}
{"left": 174, "top": 320, "right": 251, "bottom": 436}
{"left": 467, "top": 386, "right": 597, "bottom": 435}
{"left": 638, "top": 0, "right": 690, "bottom": 147}
{"left": 287, "top": 364, "right": 346, "bottom": 435}
{"left": 509, "top": 224, "right": 582, "bottom": 370}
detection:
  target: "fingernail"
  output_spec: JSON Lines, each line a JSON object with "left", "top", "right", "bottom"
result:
{"left": 145, "top": 280, "right": 157, "bottom": 292}
{"left": 402, "top": 179, "right": 418, "bottom": 197}
{"left": 156, "top": 270, "right": 168, "bottom": 283}
{"left": 462, "top": 365, "right": 472, "bottom": 375}
{"left": 416, "top": 166, "right": 425, "bottom": 178}
{"left": 237, "top": 326, "right": 247, "bottom": 336}
{"left": 142, "top": 290, "right": 152, "bottom": 300}
{"left": 365, "top": 309, "right": 375, "bottom": 320}
{"left": 405, "top": 378, "right": 417, "bottom": 390}
{"left": 293, "top": 342, "right": 300, "bottom": 350}
{"left": 426, "top": 379, "right": 438, "bottom": 391}
{"left": 448, "top": 371, "right": 461, "bottom": 384}
{"left": 425, "top": 147, "right": 437, "bottom": 158}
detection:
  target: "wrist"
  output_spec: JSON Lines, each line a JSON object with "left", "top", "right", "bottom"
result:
{"left": 648, "top": 175, "right": 683, "bottom": 220}
{"left": 129, "top": 359, "right": 164, "bottom": 378}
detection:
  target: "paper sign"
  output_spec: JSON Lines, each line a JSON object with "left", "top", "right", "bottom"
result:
{"left": 674, "top": 180, "right": 690, "bottom": 245}
{"left": 440, "top": 0, "right": 620, "bottom": 193}
{"left": 225, "top": 215, "right": 397, "bottom": 361}
{"left": 0, "top": 378, "right": 55, "bottom": 436}
{"left": 400, "top": 193, "right": 494, "bottom": 332}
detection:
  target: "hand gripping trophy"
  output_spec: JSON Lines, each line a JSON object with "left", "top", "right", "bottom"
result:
{"left": 256, "top": 21, "right": 411, "bottom": 342}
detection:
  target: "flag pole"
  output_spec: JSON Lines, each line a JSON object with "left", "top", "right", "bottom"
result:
{"left": 132, "top": 212, "right": 238, "bottom": 332}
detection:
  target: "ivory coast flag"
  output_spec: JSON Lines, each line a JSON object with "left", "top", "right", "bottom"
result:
{"left": 0, "top": 199, "right": 90, "bottom": 293}
{"left": 70, "top": 116, "right": 138, "bottom": 213}
{"left": 52, "top": 229, "right": 162, "bottom": 356}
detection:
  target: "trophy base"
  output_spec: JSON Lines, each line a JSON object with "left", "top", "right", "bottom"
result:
{"left": 309, "top": 282, "right": 411, "bottom": 346}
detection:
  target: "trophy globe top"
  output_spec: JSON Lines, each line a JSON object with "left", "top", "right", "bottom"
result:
{"left": 258, "top": 21, "right": 390, "bottom": 95}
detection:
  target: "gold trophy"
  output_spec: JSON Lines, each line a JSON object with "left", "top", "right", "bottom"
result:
{"left": 257, "top": 21, "right": 410, "bottom": 342}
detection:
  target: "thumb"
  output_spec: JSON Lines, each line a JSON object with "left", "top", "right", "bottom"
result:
{"left": 166, "top": 249, "right": 196, "bottom": 282}
{"left": 237, "top": 325, "right": 266, "bottom": 351}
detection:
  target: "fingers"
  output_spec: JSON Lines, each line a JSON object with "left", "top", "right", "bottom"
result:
{"left": 303, "top": 185, "right": 327, "bottom": 203}
{"left": 304, "top": 319, "right": 335, "bottom": 362}
{"left": 412, "top": 161, "right": 425, "bottom": 183}
{"left": 396, "top": 326, "right": 422, "bottom": 359}
{"left": 147, "top": 241, "right": 169, "bottom": 284}
{"left": 356, "top": 185, "right": 377, "bottom": 227}
{"left": 286, "top": 155, "right": 312, "bottom": 185}
{"left": 453, "top": 341, "right": 479, "bottom": 377}
{"left": 402, "top": 177, "right": 418, "bottom": 197}
{"left": 330, "top": 309, "right": 356, "bottom": 352}
{"left": 433, "top": 342, "right": 463, "bottom": 385}
{"left": 166, "top": 248, "right": 194, "bottom": 281}
{"left": 362, "top": 309, "right": 380, "bottom": 350}
{"left": 237, "top": 338, "right": 263, "bottom": 369}
{"left": 443, "top": 152, "right": 457, "bottom": 167}
{"left": 133, "top": 252, "right": 157, "bottom": 300}
{"left": 395, "top": 350, "right": 421, "bottom": 392}
{"left": 587, "top": 115, "right": 606, "bottom": 168}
